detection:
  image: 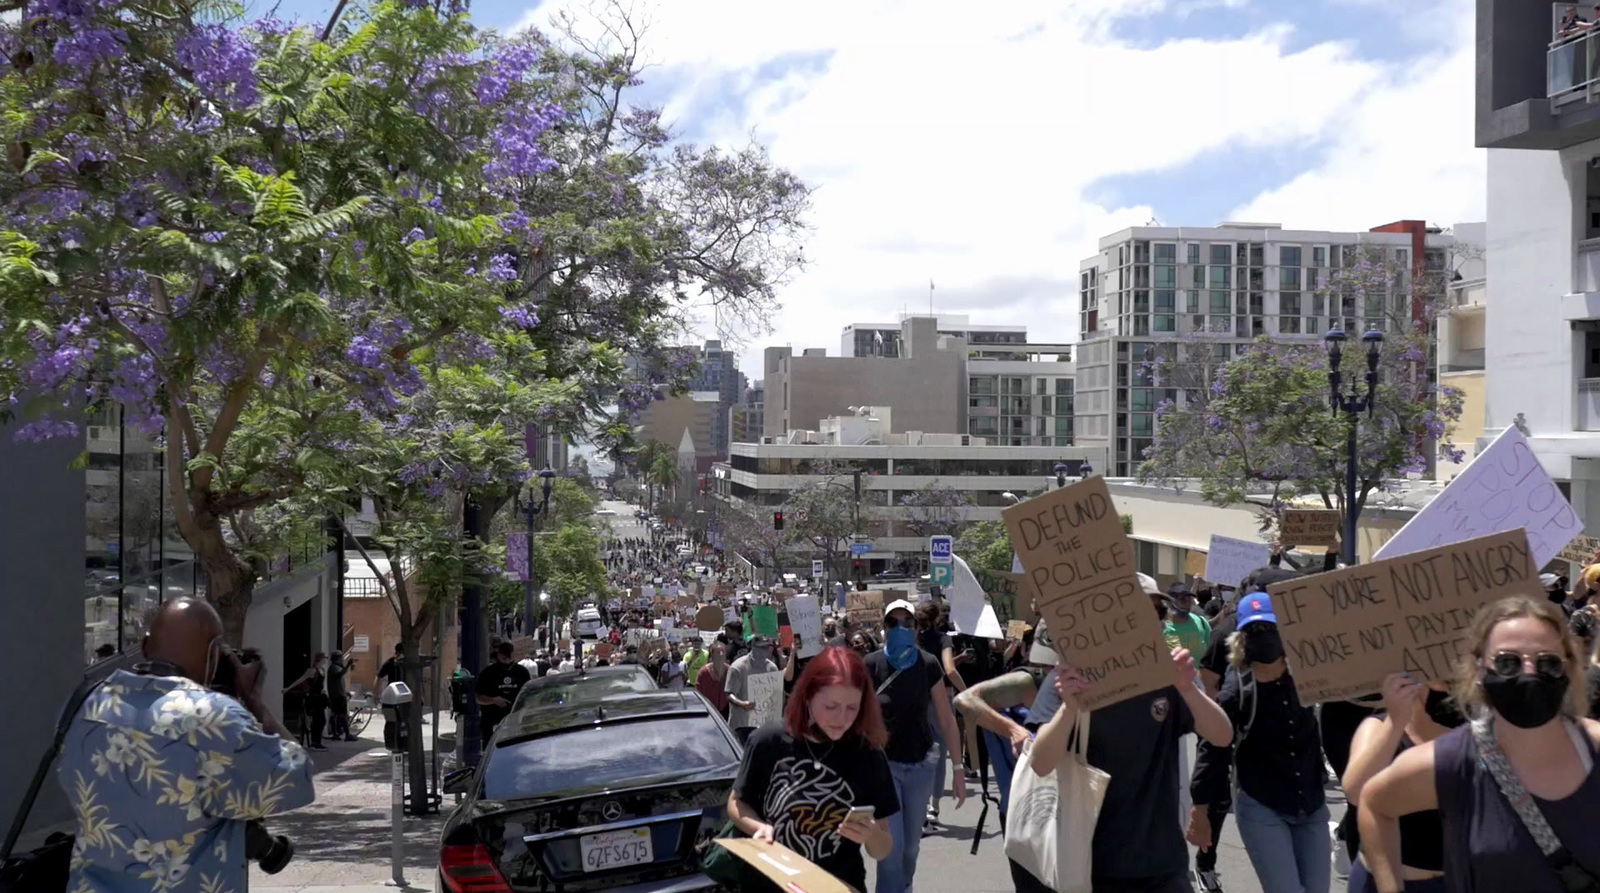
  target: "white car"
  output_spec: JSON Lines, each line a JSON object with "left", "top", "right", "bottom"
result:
{"left": 574, "top": 607, "right": 605, "bottom": 639}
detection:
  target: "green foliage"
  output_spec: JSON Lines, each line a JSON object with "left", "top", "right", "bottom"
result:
{"left": 539, "top": 522, "right": 608, "bottom": 618}
{"left": 955, "top": 520, "right": 1012, "bottom": 574}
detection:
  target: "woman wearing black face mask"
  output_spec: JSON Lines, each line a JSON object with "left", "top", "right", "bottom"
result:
{"left": 1188, "top": 593, "right": 1332, "bottom": 893}
{"left": 1361, "top": 597, "right": 1600, "bottom": 893}
{"left": 1339, "top": 672, "right": 1461, "bottom": 892}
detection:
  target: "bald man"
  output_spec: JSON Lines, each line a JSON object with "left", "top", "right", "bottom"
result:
{"left": 58, "top": 598, "right": 315, "bottom": 892}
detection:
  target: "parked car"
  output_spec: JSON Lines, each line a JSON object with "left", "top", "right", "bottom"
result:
{"left": 510, "top": 665, "right": 657, "bottom": 714}
{"left": 437, "top": 691, "right": 740, "bottom": 893}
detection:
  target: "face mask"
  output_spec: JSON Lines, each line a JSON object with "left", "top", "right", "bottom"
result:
{"left": 885, "top": 625, "right": 918, "bottom": 670}
{"left": 1243, "top": 629, "right": 1284, "bottom": 665}
{"left": 1166, "top": 598, "right": 1191, "bottom": 618}
{"left": 1481, "top": 667, "right": 1570, "bottom": 729}
{"left": 1423, "top": 688, "right": 1466, "bottom": 728}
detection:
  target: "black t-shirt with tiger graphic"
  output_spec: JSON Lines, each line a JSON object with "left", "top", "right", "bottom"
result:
{"left": 732, "top": 725, "right": 900, "bottom": 892}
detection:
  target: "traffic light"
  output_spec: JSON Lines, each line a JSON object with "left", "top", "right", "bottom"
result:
{"left": 773, "top": 511, "right": 784, "bottom": 531}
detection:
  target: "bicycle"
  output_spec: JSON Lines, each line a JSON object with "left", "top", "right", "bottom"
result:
{"left": 346, "top": 690, "right": 376, "bottom": 737}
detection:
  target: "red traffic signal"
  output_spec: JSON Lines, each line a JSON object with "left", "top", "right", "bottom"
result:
{"left": 773, "top": 511, "right": 784, "bottom": 531}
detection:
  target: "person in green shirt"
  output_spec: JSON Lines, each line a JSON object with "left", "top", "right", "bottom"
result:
{"left": 684, "top": 640, "right": 709, "bottom": 684}
{"left": 1163, "top": 582, "right": 1212, "bottom": 655}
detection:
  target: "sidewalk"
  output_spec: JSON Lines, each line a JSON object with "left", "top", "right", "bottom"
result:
{"left": 250, "top": 711, "right": 460, "bottom": 892}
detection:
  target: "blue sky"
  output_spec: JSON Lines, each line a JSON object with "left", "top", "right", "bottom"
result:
{"left": 263, "top": 0, "right": 1484, "bottom": 376}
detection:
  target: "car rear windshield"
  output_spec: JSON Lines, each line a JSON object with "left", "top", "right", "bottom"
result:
{"left": 483, "top": 717, "right": 738, "bottom": 800}
{"left": 517, "top": 675, "right": 655, "bottom": 709}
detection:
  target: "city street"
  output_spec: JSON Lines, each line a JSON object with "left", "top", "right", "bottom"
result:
{"left": 251, "top": 707, "right": 1338, "bottom": 893}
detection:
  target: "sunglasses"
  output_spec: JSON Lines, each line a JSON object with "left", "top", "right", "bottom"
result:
{"left": 1487, "top": 650, "right": 1567, "bottom": 680}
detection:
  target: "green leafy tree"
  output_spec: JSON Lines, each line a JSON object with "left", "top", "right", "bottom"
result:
{"left": 955, "top": 520, "right": 1013, "bottom": 574}
{"left": 1139, "top": 245, "right": 1465, "bottom": 536}
{"left": 786, "top": 476, "right": 858, "bottom": 586}
{"left": 899, "top": 479, "right": 973, "bottom": 538}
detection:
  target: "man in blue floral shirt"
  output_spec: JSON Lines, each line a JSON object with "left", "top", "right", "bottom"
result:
{"left": 58, "top": 598, "right": 316, "bottom": 893}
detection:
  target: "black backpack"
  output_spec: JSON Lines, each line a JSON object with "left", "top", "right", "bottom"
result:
{"left": 0, "top": 673, "right": 107, "bottom": 893}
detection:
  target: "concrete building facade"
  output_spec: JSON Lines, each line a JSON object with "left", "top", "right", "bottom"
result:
{"left": 1436, "top": 222, "right": 1488, "bottom": 480}
{"left": 840, "top": 314, "right": 1026, "bottom": 358}
{"left": 1075, "top": 222, "right": 1463, "bottom": 476}
{"left": 764, "top": 316, "right": 970, "bottom": 439}
{"left": 1475, "top": 1, "right": 1600, "bottom": 549}
{"left": 719, "top": 409, "right": 1105, "bottom": 570}
{"left": 967, "top": 343, "right": 1076, "bottom": 446}
{"left": 635, "top": 391, "right": 723, "bottom": 476}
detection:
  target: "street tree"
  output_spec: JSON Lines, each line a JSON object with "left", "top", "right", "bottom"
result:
{"left": 0, "top": 0, "right": 809, "bottom": 643}
{"left": 1138, "top": 245, "right": 1466, "bottom": 536}
{"left": 955, "top": 520, "right": 1013, "bottom": 574}
{"left": 786, "top": 476, "right": 858, "bottom": 586}
{"left": 900, "top": 480, "right": 973, "bottom": 538}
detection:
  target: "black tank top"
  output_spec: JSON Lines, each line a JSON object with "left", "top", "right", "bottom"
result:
{"left": 1346, "top": 734, "right": 1445, "bottom": 871}
{"left": 1435, "top": 721, "right": 1600, "bottom": 893}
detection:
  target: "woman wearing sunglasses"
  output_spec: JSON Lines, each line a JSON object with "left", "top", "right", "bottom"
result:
{"left": 1361, "top": 596, "right": 1600, "bottom": 893}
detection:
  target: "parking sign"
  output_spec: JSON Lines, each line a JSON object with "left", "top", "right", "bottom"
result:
{"left": 811, "top": 559, "right": 824, "bottom": 578}
{"left": 930, "top": 563, "right": 954, "bottom": 587}
{"left": 929, "top": 535, "right": 953, "bottom": 564}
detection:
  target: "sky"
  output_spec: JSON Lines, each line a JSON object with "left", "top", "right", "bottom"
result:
{"left": 262, "top": 0, "right": 1486, "bottom": 381}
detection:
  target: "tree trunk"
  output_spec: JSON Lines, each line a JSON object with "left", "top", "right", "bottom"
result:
{"left": 400, "top": 631, "right": 431, "bottom": 816}
{"left": 193, "top": 520, "right": 254, "bottom": 645}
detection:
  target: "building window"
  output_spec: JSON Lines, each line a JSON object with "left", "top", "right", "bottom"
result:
{"left": 1312, "top": 246, "right": 1326, "bottom": 267}
{"left": 1134, "top": 290, "right": 1150, "bottom": 311}
{"left": 1131, "top": 413, "right": 1153, "bottom": 437}
{"left": 1154, "top": 243, "right": 1176, "bottom": 263}
{"left": 1131, "top": 388, "right": 1154, "bottom": 411}
{"left": 1208, "top": 266, "right": 1231, "bottom": 288}
{"left": 1280, "top": 292, "right": 1301, "bottom": 317}
{"left": 1185, "top": 290, "right": 1200, "bottom": 313}
{"left": 1154, "top": 265, "right": 1176, "bottom": 287}
{"left": 1134, "top": 266, "right": 1150, "bottom": 287}
{"left": 1209, "top": 291, "right": 1231, "bottom": 315}
{"left": 1280, "top": 246, "right": 1302, "bottom": 267}
{"left": 1210, "top": 244, "right": 1231, "bottom": 265}
{"left": 1187, "top": 243, "right": 1201, "bottom": 264}
{"left": 1278, "top": 315, "right": 1302, "bottom": 334}
{"left": 1134, "top": 240, "right": 1150, "bottom": 263}
{"left": 1280, "top": 267, "right": 1302, "bottom": 289}
{"left": 1154, "top": 315, "right": 1175, "bottom": 332}
{"left": 1191, "top": 266, "right": 1205, "bottom": 287}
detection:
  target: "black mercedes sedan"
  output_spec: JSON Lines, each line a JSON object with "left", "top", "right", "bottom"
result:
{"left": 437, "top": 690, "right": 740, "bottom": 893}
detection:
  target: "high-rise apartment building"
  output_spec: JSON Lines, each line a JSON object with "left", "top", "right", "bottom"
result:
{"left": 1475, "top": 0, "right": 1600, "bottom": 551}
{"left": 966, "top": 342, "right": 1075, "bottom": 446}
{"left": 686, "top": 339, "right": 744, "bottom": 459}
{"left": 1076, "top": 222, "right": 1461, "bottom": 476}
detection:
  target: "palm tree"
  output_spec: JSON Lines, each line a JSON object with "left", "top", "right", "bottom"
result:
{"left": 649, "top": 452, "right": 680, "bottom": 508}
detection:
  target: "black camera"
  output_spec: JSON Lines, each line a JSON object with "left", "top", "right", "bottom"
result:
{"left": 244, "top": 820, "right": 293, "bottom": 874}
{"left": 209, "top": 647, "right": 260, "bottom": 698}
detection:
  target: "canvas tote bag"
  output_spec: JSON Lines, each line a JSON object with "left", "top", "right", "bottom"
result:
{"left": 1002, "top": 710, "right": 1109, "bottom": 893}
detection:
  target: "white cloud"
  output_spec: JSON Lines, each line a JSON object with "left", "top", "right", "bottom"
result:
{"left": 516, "top": 0, "right": 1483, "bottom": 377}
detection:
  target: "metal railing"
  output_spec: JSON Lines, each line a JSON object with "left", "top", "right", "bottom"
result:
{"left": 1549, "top": 29, "right": 1600, "bottom": 104}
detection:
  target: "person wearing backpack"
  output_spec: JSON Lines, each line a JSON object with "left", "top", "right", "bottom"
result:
{"left": 1189, "top": 592, "right": 1331, "bottom": 893}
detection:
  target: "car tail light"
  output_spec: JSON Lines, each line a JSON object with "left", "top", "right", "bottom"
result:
{"left": 440, "top": 844, "right": 513, "bottom": 893}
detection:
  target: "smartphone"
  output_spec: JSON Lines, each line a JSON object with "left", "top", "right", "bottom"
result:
{"left": 843, "top": 805, "right": 875, "bottom": 824}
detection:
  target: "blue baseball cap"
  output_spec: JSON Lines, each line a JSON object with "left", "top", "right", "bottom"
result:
{"left": 1236, "top": 594, "right": 1277, "bottom": 628}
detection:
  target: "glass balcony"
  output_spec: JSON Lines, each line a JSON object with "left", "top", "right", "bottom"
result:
{"left": 1549, "top": 30, "right": 1600, "bottom": 105}
{"left": 1579, "top": 238, "right": 1600, "bottom": 293}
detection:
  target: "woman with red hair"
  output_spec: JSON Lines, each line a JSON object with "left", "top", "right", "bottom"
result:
{"left": 727, "top": 646, "right": 900, "bottom": 893}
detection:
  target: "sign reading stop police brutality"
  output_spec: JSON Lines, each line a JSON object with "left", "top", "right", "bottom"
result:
{"left": 1374, "top": 426, "right": 1582, "bottom": 567}
{"left": 1002, "top": 476, "right": 1173, "bottom": 709}
{"left": 1265, "top": 528, "right": 1538, "bottom": 703}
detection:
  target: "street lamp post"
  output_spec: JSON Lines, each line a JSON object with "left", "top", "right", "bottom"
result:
{"left": 515, "top": 467, "right": 557, "bottom": 637}
{"left": 1324, "top": 329, "right": 1384, "bottom": 567}
{"left": 1053, "top": 463, "right": 1070, "bottom": 489}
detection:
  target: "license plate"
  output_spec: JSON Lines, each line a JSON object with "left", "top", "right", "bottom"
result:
{"left": 579, "top": 828, "right": 653, "bottom": 872}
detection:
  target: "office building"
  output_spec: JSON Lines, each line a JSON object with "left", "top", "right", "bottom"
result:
{"left": 765, "top": 316, "right": 970, "bottom": 438}
{"left": 1075, "top": 222, "right": 1462, "bottom": 476}
{"left": 716, "top": 408, "right": 1106, "bottom": 572}
{"left": 687, "top": 339, "right": 745, "bottom": 458}
{"left": 840, "top": 314, "right": 1026, "bottom": 358}
{"left": 967, "top": 342, "right": 1076, "bottom": 446}
{"left": 731, "top": 381, "right": 764, "bottom": 445}
{"left": 1475, "top": 0, "right": 1600, "bottom": 542}
{"left": 635, "top": 391, "right": 723, "bottom": 476}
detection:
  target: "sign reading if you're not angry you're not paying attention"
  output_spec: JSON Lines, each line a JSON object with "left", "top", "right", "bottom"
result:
{"left": 1002, "top": 476, "right": 1173, "bottom": 710}
{"left": 1264, "top": 528, "right": 1539, "bottom": 703}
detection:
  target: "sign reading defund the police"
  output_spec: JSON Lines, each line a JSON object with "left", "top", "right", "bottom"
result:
{"left": 1264, "top": 529, "right": 1538, "bottom": 703}
{"left": 1002, "top": 476, "right": 1173, "bottom": 710}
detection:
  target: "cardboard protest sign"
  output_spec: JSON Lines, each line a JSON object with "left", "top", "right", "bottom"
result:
{"left": 1266, "top": 529, "right": 1539, "bottom": 703}
{"left": 1558, "top": 534, "right": 1600, "bottom": 566}
{"left": 678, "top": 590, "right": 696, "bottom": 608}
{"left": 747, "top": 670, "right": 784, "bottom": 727}
{"left": 1282, "top": 509, "right": 1341, "bottom": 546}
{"left": 846, "top": 590, "right": 884, "bottom": 627}
{"left": 1205, "top": 535, "right": 1273, "bottom": 590}
{"left": 1375, "top": 426, "right": 1582, "bottom": 567}
{"left": 747, "top": 605, "right": 780, "bottom": 639}
{"left": 640, "top": 635, "right": 669, "bottom": 663}
{"left": 786, "top": 595, "right": 825, "bottom": 658}
{"left": 696, "top": 605, "right": 725, "bottom": 632}
{"left": 948, "top": 555, "right": 1006, "bottom": 639}
{"left": 1007, "top": 620, "right": 1032, "bottom": 640}
{"left": 1002, "top": 476, "right": 1173, "bottom": 709}
{"left": 974, "top": 568, "right": 1038, "bottom": 627}
{"left": 1184, "top": 551, "right": 1208, "bottom": 578}
{"left": 714, "top": 839, "right": 855, "bottom": 893}
{"left": 595, "top": 642, "right": 613, "bottom": 661}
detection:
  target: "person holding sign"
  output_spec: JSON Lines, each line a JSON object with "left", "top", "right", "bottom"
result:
{"left": 865, "top": 599, "right": 966, "bottom": 893}
{"left": 1338, "top": 672, "right": 1464, "bottom": 893}
{"left": 727, "top": 647, "right": 899, "bottom": 893}
{"left": 1189, "top": 594, "right": 1333, "bottom": 893}
{"left": 1360, "top": 596, "right": 1600, "bottom": 893}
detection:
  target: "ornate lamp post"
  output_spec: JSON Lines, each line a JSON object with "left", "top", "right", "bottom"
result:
{"left": 1324, "top": 329, "right": 1384, "bottom": 566}
{"left": 515, "top": 467, "right": 557, "bottom": 637}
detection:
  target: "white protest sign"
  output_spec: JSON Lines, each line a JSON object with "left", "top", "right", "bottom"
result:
{"left": 747, "top": 671, "right": 784, "bottom": 728}
{"left": 785, "top": 595, "right": 825, "bottom": 658}
{"left": 1374, "top": 426, "right": 1583, "bottom": 568}
{"left": 1204, "top": 535, "right": 1273, "bottom": 588}
{"left": 642, "top": 585, "right": 656, "bottom": 601}
{"left": 949, "top": 554, "right": 1006, "bottom": 639}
